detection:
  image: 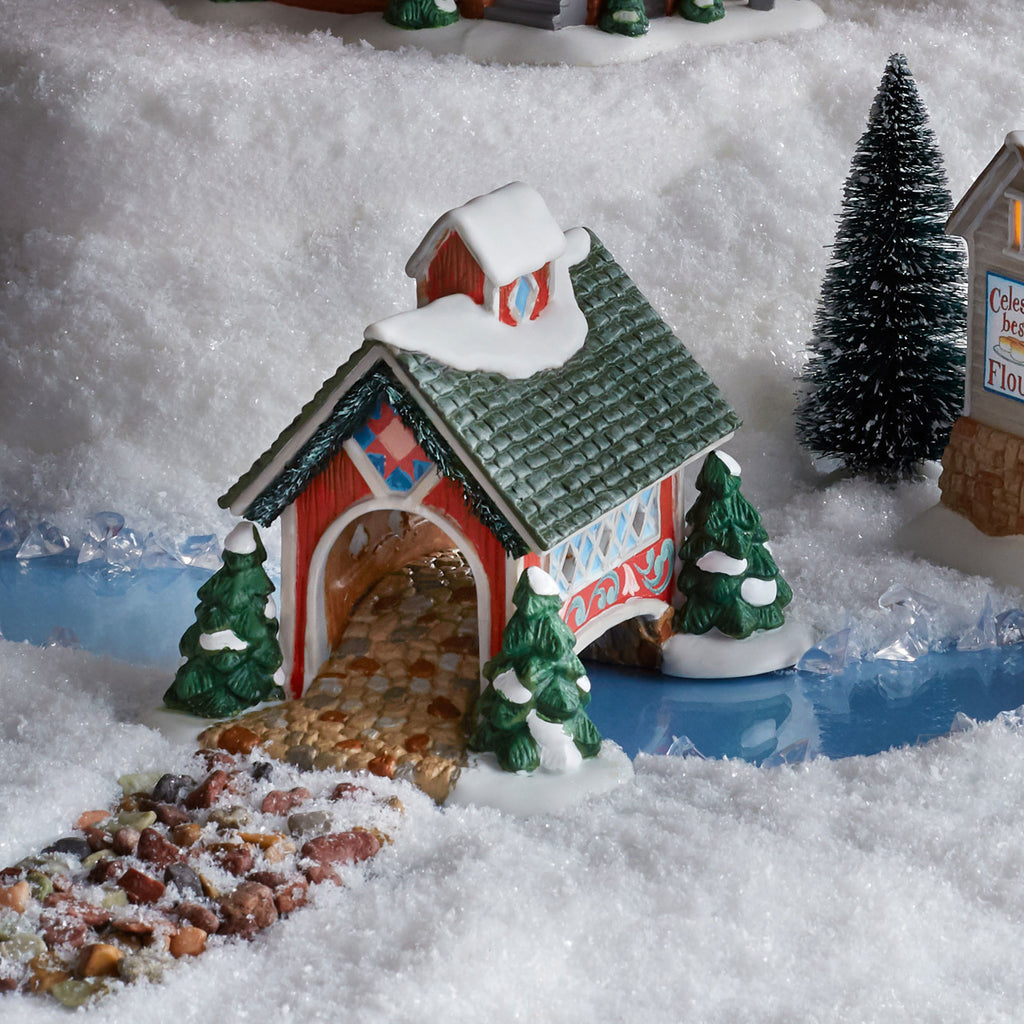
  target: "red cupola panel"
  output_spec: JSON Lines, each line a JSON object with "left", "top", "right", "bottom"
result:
{"left": 421, "top": 231, "right": 486, "bottom": 307}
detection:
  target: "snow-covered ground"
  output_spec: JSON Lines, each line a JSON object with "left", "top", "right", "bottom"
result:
{"left": 4, "top": 0, "right": 1024, "bottom": 1019}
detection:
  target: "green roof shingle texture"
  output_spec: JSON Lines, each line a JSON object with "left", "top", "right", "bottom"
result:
{"left": 391, "top": 231, "right": 740, "bottom": 549}
{"left": 222, "top": 231, "right": 740, "bottom": 552}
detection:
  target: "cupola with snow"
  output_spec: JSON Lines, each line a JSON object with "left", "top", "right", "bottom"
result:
{"left": 219, "top": 182, "right": 741, "bottom": 698}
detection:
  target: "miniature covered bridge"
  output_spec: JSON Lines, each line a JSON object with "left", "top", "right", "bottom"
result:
{"left": 219, "top": 189, "right": 738, "bottom": 696}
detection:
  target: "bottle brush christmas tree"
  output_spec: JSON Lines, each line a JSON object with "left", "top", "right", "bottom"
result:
{"left": 796, "top": 53, "right": 966, "bottom": 481}
{"left": 164, "top": 521, "right": 285, "bottom": 719}
{"left": 469, "top": 567, "right": 602, "bottom": 774}
{"left": 674, "top": 451, "right": 792, "bottom": 640}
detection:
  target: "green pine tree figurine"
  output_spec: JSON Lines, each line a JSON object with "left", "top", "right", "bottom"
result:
{"left": 469, "top": 567, "right": 602, "bottom": 774}
{"left": 164, "top": 522, "right": 285, "bottom": 719}
{"left": 796, "top": 53, "right": 966, "bottom": 481}
{"left": 674, "top": 451, "right": 792, "bottom": 640}
{"left": 384, "top": 0, "right": 460, "bottom": 30}
{"left": 599, "top": 0, "right": 649, "bottom": 37}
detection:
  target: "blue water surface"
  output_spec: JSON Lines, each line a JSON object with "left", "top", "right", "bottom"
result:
{"left": 2, "top": 558, "right": 1023, "bottom": 765}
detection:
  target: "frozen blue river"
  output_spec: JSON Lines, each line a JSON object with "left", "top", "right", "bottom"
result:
{"left": 2, "top": 556, "right": 1022, "bottom": 765}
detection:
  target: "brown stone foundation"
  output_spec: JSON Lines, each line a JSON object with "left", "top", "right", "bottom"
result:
{"left": 939, "top": 416, "right": 1024, "bottom": 536}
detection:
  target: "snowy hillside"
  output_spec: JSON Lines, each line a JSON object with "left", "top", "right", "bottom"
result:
{"left": 4, "top": 0, "right": 1024, "bottom": 1020}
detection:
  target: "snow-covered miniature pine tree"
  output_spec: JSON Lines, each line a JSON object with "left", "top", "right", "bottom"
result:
{"left": 674, "top": 451, "right": 792, "bottom": 640}
{"left": 164, "top": 522, "right": 285, "bottom": 719}
{"left": 796, "top": 53, "right": 966, "bottom": 481}
{"left": 598, "top": 0, "right": 649, "bottom": 37}
{"left": 678, "top": 0, "right": 723, "bottom": 23}
{"left": 469, "top": 567, "right": 602, "bottom": 774}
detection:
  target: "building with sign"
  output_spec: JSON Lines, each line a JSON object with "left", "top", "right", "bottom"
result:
{"left": 940, "top": 133, "right": 1024, "bottom": 536}
{"left": 220, "top": 184, "right": 740, "bottom": 696}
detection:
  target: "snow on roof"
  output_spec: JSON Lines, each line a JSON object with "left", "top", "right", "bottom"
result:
{"left": 368, "top": 228, "right": 590, "bottom": 378}
{"left": 948, "top": 131, "right": 1024, "bottom": 238}
{"left": 405, "top": 182, "right": 568, "bottom": 286}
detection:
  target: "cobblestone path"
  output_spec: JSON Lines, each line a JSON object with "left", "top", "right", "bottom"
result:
{"left": 200, "top": 551, "right": 480, "bottom": 803}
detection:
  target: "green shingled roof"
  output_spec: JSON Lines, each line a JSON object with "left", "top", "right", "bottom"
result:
{"left": 220, "top": 231, "right": 740, "bottom": 553}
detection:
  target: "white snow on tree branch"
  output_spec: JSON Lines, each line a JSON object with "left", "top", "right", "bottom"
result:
{"left": 200, "top": 629, "right": 248, "bottom": 652}
{"left": 575, "top": 672, "right": 591, "bottom": 693}
{"left": 406, "top": 182, "right": 567, "bottom": 286}
{"left": 715, "top": 450, "right": 742, "bottom": 476}
{"left": 367, "top": 228, "right": 591, "bottom": 379}
{"left": 696, "top": 550, "right": 748, "bottom": 576}
{"left": 224, "top": 521, "right": 257, "bottom": 555}
{"left": 526, "top": 566, "right": 561, "bottom": 597}
{"left": 265, "top": 596, "right": 277, "bottom": 619}
{"left": 492, "top": 668, "right": 532, "bottom": 704}
{"left": 526, "top": 710, "right": 583, "bottom": 772}
{"left": 741, "top": 576, "right": 778, "bottom": 607}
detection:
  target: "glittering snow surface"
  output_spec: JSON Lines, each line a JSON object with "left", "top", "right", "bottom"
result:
{"left": 5, "top": 0, "right": 1024, "bottom": 1019}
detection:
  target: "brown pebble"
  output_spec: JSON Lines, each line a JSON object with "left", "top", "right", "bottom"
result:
{"left": 152, "top": 802, "right": 190, "bottom": 827}
{"left": 303, "top": 862, "right": 342, "bottom": 887}
{"left": 273, "top": 879, "right": 309, "bottom": 915}
{"left": 40, "top": 915, "right": 90, "bottom": 949}
{"left": 349, "top": 657, "right": 381, "bottom": 674}
{"left": 44, "top": 896, "right": 112, "bottom": 928}
{"left": 426, "top": 696, "right": 461, "bottom": 720}
{"left": 410, "top": 658, "right": 437, "bottom": 679}
{"left": 368, "top": 754, "right": 396, "bottom": 779}
{"left": 76, "top": 942, "right": 123, "bottom": 978}
{"left": 28, "top": 957, "right": 72, "bottom": 994}
{"left": 118, "top": 794, "right": 146, "bottom": 812}
{"left": 214, "top": 845, "right": 254, "bottom": 877}
{"left": 238, "top": 832, "right": 288, "bottom": 851}
{"left": 174, "top": 903, "right": 220, "bottom": 934}
{"left": 118, "top": 867, "right": 165, "bottom": 905}
{"left": 197, "top": 750, "right": 236, "bottom": 771}
{"left": 0, "top": 976, "right": 19, "bottom": 993}
{"left": 404, "top": 733, "right": 432, "bottom": 754}
{"left": 169, "top": 926, "right": 207, "bottom": 958}
{"left": 184, "top": 769, "right": 230, "bottom": 810}
{"left": 111, "top": 919, "right": 155, "bottom": 937}
{"left": 0, "top": 880, "right": 30, "bottom": 914}
{"left": 112, "top": 827, "right": 140, "bottom": 856}
{"left": 0, "top": 866, "right": 24, "bottom": 885}
{"left": 85, "top": 827, "right": 113, "bottom": 852}
{"left": 171, "top": 822, "right": 203, "bottom": 848}
{"left": 137, "top": 828, "right": 183, "bottom": 870}
{"left": 88, "top": 859, "right": 122, "bottom": 885}
{"left": 218, "top": 882, "right": 277, "bottom": 938}
{"left": 260, "top": 787, "right": 310, "bottom": 815}
{"left": 334, "top": 739, "right": 363, "bottom": 752}
{"left": 330, "top": 783, "right": 367, "bottom": 801}
{"left": 75, "top": 810, "right": 109, "bottom": 831}
{"left": 217, "top": 725, "right": 261, "bottom": 756}
{"left": 301, "top": 829, "right": 381, "bottom": 869}
{"left": 318, "top": 710, "right": 348, "bottom": 724}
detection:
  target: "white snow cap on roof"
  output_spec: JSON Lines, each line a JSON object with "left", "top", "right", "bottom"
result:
{"left": 406, "top": 182, "right": 568, "bottom": 286}
{"left": 224, "top": 521, "right": 257, "bottom": 555}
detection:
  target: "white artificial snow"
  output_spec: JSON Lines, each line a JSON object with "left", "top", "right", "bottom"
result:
{"left": 366, "top": 228, "right": 590, "bottom": 378}
{"left": 265, "top": 596, "right": 277, "bottom": 619}
{"left": 9, "top": 2, "right": 1024, "bottom": 1020}
{"left": 740, "top": 575, "right": 777, "bottom": 607}
{"left": 526, "top": 565, "right": 561, "bottom": 597}
{"left": 696, "top": 550, "right": 748, "bottom": 576}
{"left": 575, "top": 672, "right": 591, "bottom": 693}
{"left": 199, "top": 628, "right": 248, "bottom": 652}
{"left": 406, "top": 182, "right": 566, "bottom": 288}
{"left": 715, "top": 450, "right": 742, "bottom": 476}
{"left": 662, "top": 619, "right": 817, "bottom": 678}
{"left": 223, "top": 521, "right": 257, "bottom": 555}
{"left": 492, "top": 667, "right": 532, "bottom": 704}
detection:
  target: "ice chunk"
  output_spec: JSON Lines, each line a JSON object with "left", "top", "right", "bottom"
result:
{"left": 85, "top": 511, "right": 125, "bottom": 542}
{"left": 17, "top": 521, "right": 72, "bottom": 560}
{"left": 78, "top": 512, "right": 141, "bottom": 572}
{"left": 0, "top": 508, "right": 21, "bottom": 552}
{"left": 664, "top": 735, "right": 704, "bottom": 759}
{"left": 996, "top": 609, "right": 1024, "bottom": 647}
{"left": 957, "top": 595, "right": 997, "bottom": 652}
{"left": 762, "top": 738, "right": 811, "bottom": 767}
{"left": 141, "top": 533, "right": 184, "bottom": 570}
{"left": 873, "top": 632, "right": 929, "bottom": 663}
{"left": 874, "top": 585, "right": 949, "bottom": 661}
{"left": 797, "top": 627, "right": 851, "bottom": 675}
{"left": 175, "top": 535, "right": 221, "bottom": 570}
{"left": 948, "top": 712, "right": 976, "bottom": 735}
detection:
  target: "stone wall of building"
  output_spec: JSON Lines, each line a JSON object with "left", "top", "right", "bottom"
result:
{"left": 939, "top": 416, "right": 1024, "bottom": 535}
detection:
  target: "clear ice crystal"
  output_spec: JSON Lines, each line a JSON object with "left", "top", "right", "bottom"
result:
{"left": 957, "top": 594, "right": 998, "bottom": 652}
{"left": 175, "top": 535, "right": 221, "bottom": 570}
{"left": 797, "top": 627, "right": 851, "bottom": 675}
{"left": 948, "top": 711, "right": 977, "bottom": 735}
{"left": 996, "top": 609, "right": 1024, "bottom": 647}
{"left": 761, "top": 738, "right": 811, "bottom": 767}
{"left": 141, "top": 534, "right": 184, "bottom": 570}
{"left": 665, "top": 735, "right": 704, "bottom": 759}
{"left": 874, "top": 585, "right": 949, "bottom": 662}
{"left": 78, "top": 512, "right": 142, "bottom": 573}
{"left": 17, "top": 521, "right": 71, "bottom": 560}
{"left": 0, "top": 508, "right": 20, "bottom": 552}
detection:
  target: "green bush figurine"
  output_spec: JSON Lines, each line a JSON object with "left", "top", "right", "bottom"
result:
{"left": 164, "top": 521, "right": 285, "bottom": 719}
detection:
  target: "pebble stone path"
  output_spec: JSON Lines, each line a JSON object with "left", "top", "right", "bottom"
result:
{"left": 200, "top": 551, "right": 481, "bottom": 803}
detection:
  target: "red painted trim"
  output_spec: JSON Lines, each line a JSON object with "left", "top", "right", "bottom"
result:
{"left": 497, "top": 265, "right": 550, "bottom": 326}
{"left": 423, "top": 476, "right": 507, "bottom": 660}
{"left": 425, "top": 232, "right": 485, "bottom": 306}
{"left": 292, "top": 450, "right": 372, "bottom": 697}
{"left": 533, "top": 263, "right": 550, "bottom": 319}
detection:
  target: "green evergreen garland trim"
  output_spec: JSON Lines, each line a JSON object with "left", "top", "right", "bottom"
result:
{"left": 243, "top": 362, "right": 528, "bottom": 557}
